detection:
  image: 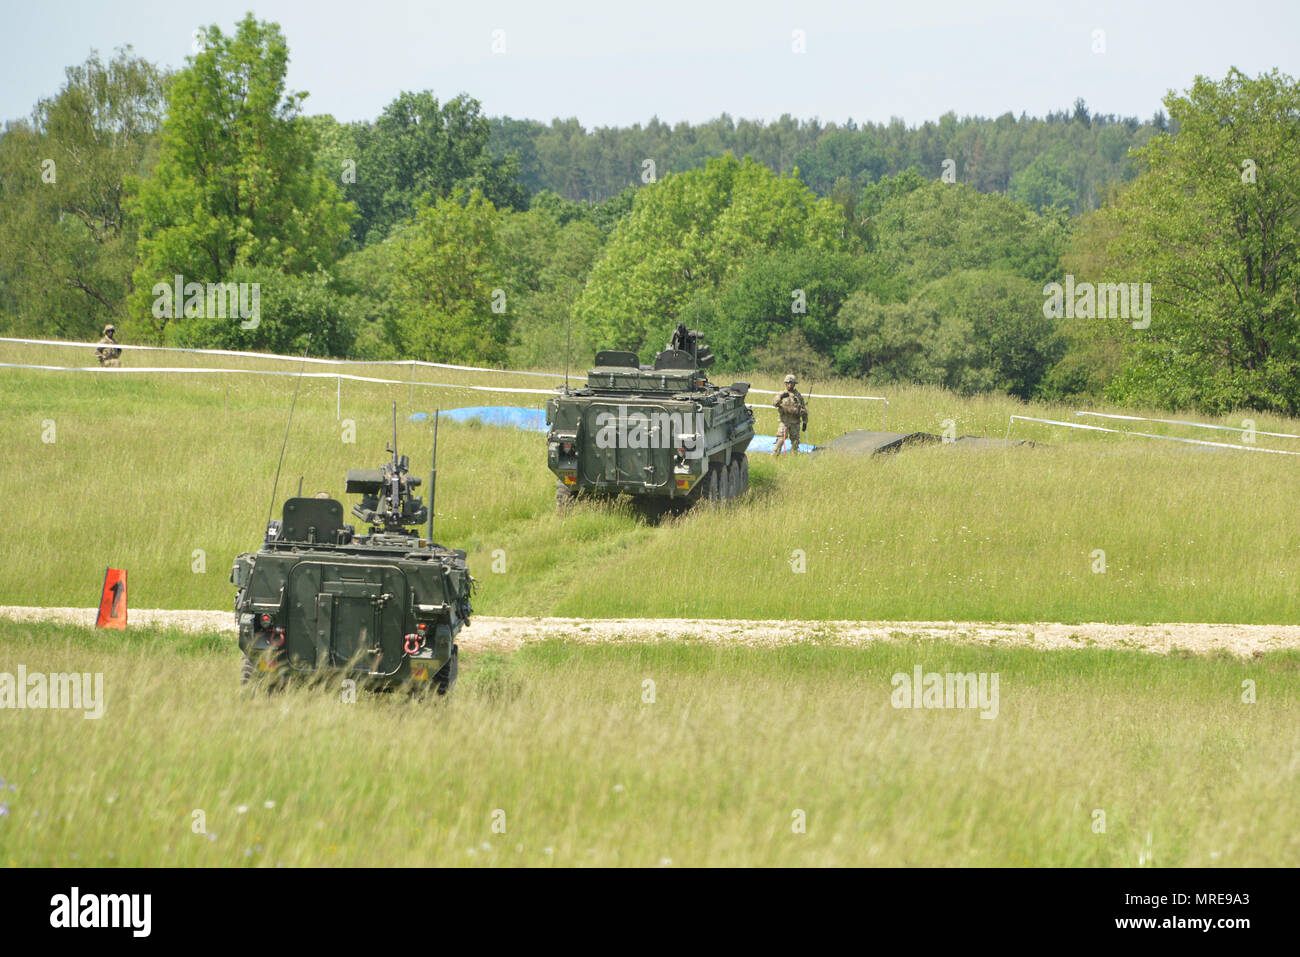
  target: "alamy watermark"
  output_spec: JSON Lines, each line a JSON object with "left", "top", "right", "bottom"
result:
{"left": 1043, "top": 275, "right": 1151, "bottom": 329}
{"left": 50, "top": 887, "right": 150, "bottom": 937}
{"left": 151, "top": 274, "right": 261, "bottom": 329}
{"left": 594, "top": 407, "right": 706, "bottom": 459}
{"left": 890, "top": 666, "right": 999, "bottom": 719}
{"left": 0, "top": 667, "right": 104, "bottom": 719}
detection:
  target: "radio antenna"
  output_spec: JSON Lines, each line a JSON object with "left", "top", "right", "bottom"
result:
{"left": 564, "top": 311, "right": 571, "bottom": 394}
{"left": 427, "top": 408, "right": 439, "bottom": 542}
{"left": 265, "top": 334, "right": 313, "bottom": 530}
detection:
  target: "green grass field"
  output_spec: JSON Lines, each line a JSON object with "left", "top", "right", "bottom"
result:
{"left": 2, "top": 620, "right": 1297, "bottom": 867}
{"left": 3, "top": 345, "right": 1299, "bottom": 867}
{"left": 1, "top": 341, "right": 1298, "bottom": 623}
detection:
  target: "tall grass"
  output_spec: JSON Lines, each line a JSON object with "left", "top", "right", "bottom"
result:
{"left": 1, "top": 621, "right": 1296, "bottom": 867}
{"left": 2, "top": 341, "right": 1298, "bottom": 622}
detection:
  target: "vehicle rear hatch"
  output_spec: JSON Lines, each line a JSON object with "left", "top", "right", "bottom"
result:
{"left": 285, "top": 561, "right": 408, "bottom": 677}
{"left": 579, "top": 401, "right": 677, "bottom": 489}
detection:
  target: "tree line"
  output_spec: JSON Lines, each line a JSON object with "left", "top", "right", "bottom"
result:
{"left": 1, "top": 14, "right": 1296, "bottom": 414}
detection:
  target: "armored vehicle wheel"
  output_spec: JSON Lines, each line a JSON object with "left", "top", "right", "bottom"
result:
{"left": 434, "top": 645, "right": 459, "bottom": 696}
{"left": 705, "top": 462, "right": 722, "bottom": 502}
{"left": 240, "top": 655, "right": 255, "bottom": 685}
{"left": 556, "top": 478, "right": 577, "bottom": 512}
{"left": 728, "top": 458, "right": 742, "bottom": 499}
{"left": 737, "top": 453, "right": 749, "bottom": 495}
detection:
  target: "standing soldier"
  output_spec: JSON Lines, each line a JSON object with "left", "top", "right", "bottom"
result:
{"left": 772, "top": 373, "right": 808, "bottom": 456}
{"left": 95, "top": 325, "right": 122, "bottom": 367}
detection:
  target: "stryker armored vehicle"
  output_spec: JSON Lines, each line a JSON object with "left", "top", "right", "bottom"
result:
{"left": 546, "top": 324, "right": 755, "bottom": 515}
{"left": 230, "top": 406, "right": 471, "bottom": 695}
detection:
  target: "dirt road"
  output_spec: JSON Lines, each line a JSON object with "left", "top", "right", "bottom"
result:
{"left": 2, "top": 605, "right": 1296, "bottom": 657}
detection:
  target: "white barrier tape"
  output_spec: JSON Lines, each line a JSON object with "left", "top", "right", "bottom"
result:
{"left": 0, "top": 361, "right": 558, "bottom": 395}
{"left": 0, "top": 336, "right": 565, "bottom": 378}
{"left": 1075, "top": 410, "right": 1300, "bottom": 441}
{"left": 750, "top": 388, "right": 887, "bottom": 403}
{"left": 1009, "top": 415, "right": 1300, "bottom": 455}
{"left": 0, "top": 337, "right": 891, "bottom": 401}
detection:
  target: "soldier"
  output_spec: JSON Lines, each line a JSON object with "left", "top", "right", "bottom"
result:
{"left": 772, "top": 373, "right": 808, "bottom": 456}
{"left": 95, "top": 325, "right": 122, "bottom": 367}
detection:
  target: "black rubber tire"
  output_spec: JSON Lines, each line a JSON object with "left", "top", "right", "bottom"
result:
{"left": 434, "top": 645, "right": 459, "bottom": 696}
{"left": 556, "top": 478, "right": 577, "bottom": 512}
{"left": 705, "top": 463, "right": 720, "bottom": 502}
{"left": 737, "top": 453, "right": 749, "bottom": 495}
{"left": 728, "top": 459, "right": 742, "bottom": 500}
{"left": 240, "top": 655, "right": 254, "bottom": 685}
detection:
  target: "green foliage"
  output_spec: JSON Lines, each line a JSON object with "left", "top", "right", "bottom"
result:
{"left": 1096, "top": 69, "right": 1300, "bottom": 414}
{"left": 349, "top": 91, "right": 526, "bottom": 244}
{"left": 490, "top": 108, "right": 1158, "bottom": 212}
{"left": 0, "top": 48, "right": 167, "bottom": 338}
{"left": 836, "top": 270, "right": 1062, "bottom": 398}
{"left": 498, "top": 207, "right": 603, "bottom": 368}
{"left": 872, "top": 180, "right": 1070, "bottom": 290}
{"left": 128, "top": 15, "right": 353, "bottom": 338}
{"left": 388, "top": 189, "right": 510, "bottom": 364}
{"left": 682, "top": 249, "right": 869, "bottom": 365}
{"left": 163, "top": 266, "right": 358, "bottom": 357}
{"left": 6, "top": 35, "right": 1297, "bottom": 425}
{"left": 574, "top": 155, "right": 846, "bottom": 356}
{"left": 1009, "top": 150, "right": 1077, "bottom": 213}
{"left": 791, "top": 127, "right": 888, "bottom": 194}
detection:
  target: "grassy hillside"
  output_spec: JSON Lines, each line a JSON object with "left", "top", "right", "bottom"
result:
{"left": 2, "top": 341, "right": 1298, "bottom": 622}
{"left": 2, "top": 621, "right": 1296, "bottom": 867}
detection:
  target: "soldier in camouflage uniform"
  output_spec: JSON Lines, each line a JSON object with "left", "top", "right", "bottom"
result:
{"left": 772, "top": 374, "right": 808, "bottom": 456}
{"left": 95, "top": 325, "right": 122, "bottom": 367}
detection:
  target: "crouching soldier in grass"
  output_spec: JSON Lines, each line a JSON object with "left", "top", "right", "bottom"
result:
{"left": 773, "top": 373, "right": 808, "bottom": 456}
{"left": 95, "top": 324, "right": 122, "bottom": 367}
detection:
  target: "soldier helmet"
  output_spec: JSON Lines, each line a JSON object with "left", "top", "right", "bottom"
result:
{"left": 103, "top": 324, "right": 116, "bottom": 336}
{"left": 784, "top": 374, "right": 797, "bottom": 385}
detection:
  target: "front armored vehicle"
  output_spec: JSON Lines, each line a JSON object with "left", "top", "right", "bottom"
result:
{"left": 230, "top": 409, "right": 471, "bottom": 695}
{"left": 546, "top": 324, "right": 755, "bottom": 515}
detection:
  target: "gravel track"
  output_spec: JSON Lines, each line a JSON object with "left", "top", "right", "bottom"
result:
{"left": 2, "top": 605, "right": 1297, "bottom": 657}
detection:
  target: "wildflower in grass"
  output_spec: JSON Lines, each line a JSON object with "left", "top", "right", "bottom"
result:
{"left": 0, "top": 802, "right": 8, "bottom": 817}
{"left": 235, "top": 805, "right": 248, "bottom": 814}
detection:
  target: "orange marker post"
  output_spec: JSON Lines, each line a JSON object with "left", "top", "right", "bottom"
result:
{"left": 96, "top": 568, "right": 127, "bottom": 629}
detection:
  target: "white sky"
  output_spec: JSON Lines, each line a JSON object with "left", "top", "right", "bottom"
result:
{"left": 3, "top": 0, "right": 1296, "bottom": 126}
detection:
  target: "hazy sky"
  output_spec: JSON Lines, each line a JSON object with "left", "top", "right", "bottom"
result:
{"left": 3, "top": 0, "right": 1296, "bottom": 127}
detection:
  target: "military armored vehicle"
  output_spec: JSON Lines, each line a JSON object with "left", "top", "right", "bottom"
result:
{"left": 546, "top": 324, "right": 755, "bottom": 515}
{"left": 230, "top": 406, "right": 472, "bottom": 695}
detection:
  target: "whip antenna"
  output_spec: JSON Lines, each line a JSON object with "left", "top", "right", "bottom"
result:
{"left": 428, "top": 408, "right": 439, "bottom": 542}
{"left": 265, "top": 334, "right": 313, "bottom": 530}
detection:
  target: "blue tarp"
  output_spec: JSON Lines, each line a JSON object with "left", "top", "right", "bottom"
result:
{"left": 413, "top": 406, "right": 814, "bottom": 453}
{"left": 413, "top": 406, "right": 548, "bottom": 432}
{"left": 749, "top": 434, "right": 816, "bottom": 455}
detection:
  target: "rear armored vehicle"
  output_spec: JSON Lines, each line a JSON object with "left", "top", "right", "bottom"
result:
{"left": 231, "top": 407, "right": 471, "bottom": 695}
{"left": 546, "top": 324, "right": 755, "bottom": 515}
